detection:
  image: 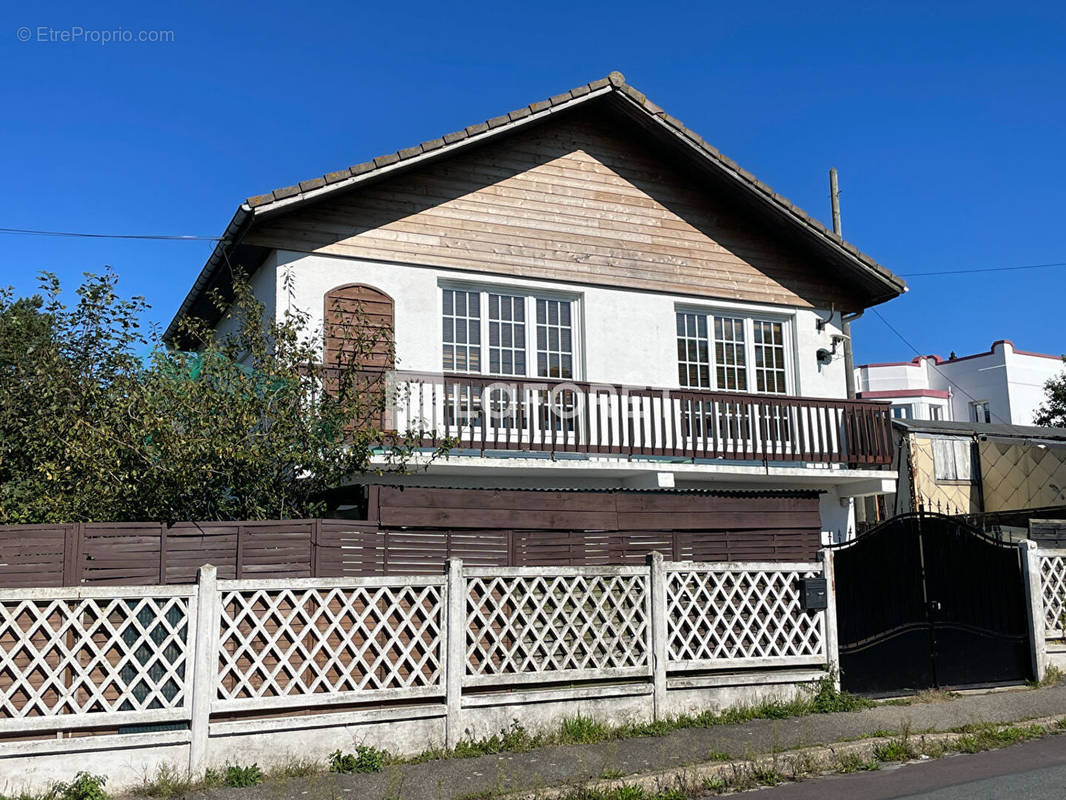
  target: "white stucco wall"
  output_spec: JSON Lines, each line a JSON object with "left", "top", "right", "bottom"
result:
{"left": 856, "top": 341, "right": 1064, "bottom": 425}
{"left": 272, "top": 249, "right": 850, "bottom": 399}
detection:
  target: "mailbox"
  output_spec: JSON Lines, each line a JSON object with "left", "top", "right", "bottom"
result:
{"left": 798, "top": 577, "right": 828, "bottom": 611}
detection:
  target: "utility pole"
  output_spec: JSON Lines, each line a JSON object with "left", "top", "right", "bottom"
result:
{"left": 829, "top": 167, "right": 842, "bottom": 239}
{"left": 830, "top": 167, "right": 859, "bottom": 400}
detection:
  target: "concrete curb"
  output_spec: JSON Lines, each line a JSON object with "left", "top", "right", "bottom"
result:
{"left": 514, "top": 714, "right": 1066, "bottom": 799}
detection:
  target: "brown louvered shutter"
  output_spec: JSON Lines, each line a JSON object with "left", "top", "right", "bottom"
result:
{"left": 324, "top": 284, "right": 395, "bottom": 431}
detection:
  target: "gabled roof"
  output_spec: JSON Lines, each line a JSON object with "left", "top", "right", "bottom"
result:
{"left": 165, "top": 71, "right": 906, "bottom": 342}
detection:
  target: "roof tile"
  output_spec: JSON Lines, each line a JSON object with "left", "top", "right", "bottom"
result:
{"left": 487, "top": 114, "right": 510, "bottom": 128}
{"left": 465, "top": 122, "right": 489, "bottom": 136}
{"left": 508, "top": 107, "right": 532, "bottom": 122}
{"left": 528, "top": 99, "right": 551, "bottom": 114}
{"left": 398, "top": 146, "right": 422, "bottom": 159}
{"left": 549, "top": 91, "right": 573, "bottom": 106}
{"left": 420, "top": 137, "right": 446, "bottom": 151}
{"left": 442, "top": 130, "right": 467, "bottom": 144}
{"left": 588, "top": 77, "right": 610, "bottom": 90}
{"left": 571, "top": 84, "right": 591, "bottom": 98}
{"left": 324, "top": 169, "right": 352, "bottom": 184}
{"left": 298, "top": 177, "right": 326, "bottom": 192}
{"left": 247, "top": 193, "right": 275, "bottom": 207}
{"left": 272, "top": 185, "right": 300, "bottom": 200}
{"left": 350, "top": 161, "right": 376, "bottom": 175}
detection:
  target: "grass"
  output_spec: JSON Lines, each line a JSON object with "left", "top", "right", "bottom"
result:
{"left": 879, "top": 688, "right": 961, "bottom": 706}
{"left": 1030, "top": 665, "right": 1066, "bottom": 688}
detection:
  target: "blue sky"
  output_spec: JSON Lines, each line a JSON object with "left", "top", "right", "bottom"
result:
{"left": 1, "top": 0, "right": 1063, "bottom": 364}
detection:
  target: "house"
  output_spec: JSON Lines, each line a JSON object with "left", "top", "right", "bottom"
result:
{"left": 166, "top": 72, "right": 905, "bottom": 556}
{"left": 863, "top": 418, "right": 1066, "bottom": 528}
{"left": 855, "top": 340, "right": 1064, "bottom": 425}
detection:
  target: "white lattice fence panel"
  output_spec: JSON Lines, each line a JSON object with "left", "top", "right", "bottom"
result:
{"left": 0, "top": 589, "right": 193, "bottom": 731}
{"left": 465, "top": 568, "right": 650, "bottom": 685}
{"left": 216, "top": 579, "right": 446, "bottom": 711}
{"left": 666, "top": 564, "right": 825, "bottom": 669}
{"left": 1040, "top": 554, "right": 1066, "bottom": 637}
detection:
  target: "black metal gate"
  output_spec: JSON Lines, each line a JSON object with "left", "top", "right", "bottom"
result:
{"left": 833, "top": 512, "right": 1032, "bottom": 695}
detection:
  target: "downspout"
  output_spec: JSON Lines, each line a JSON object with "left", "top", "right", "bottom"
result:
{"left": 842, "top": 311, "right": 862, "bottom": 399}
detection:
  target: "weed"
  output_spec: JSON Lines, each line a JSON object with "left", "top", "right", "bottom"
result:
{"left": 806, "top": 671, "right": 874, "bottom": 713}
{"left": 600, "top": 768, "right": 625, "bottom": 780}
{"left": 53, "top": 774, "right": 107, "bottom": 800}
{"left": 873, "top": 724, "right": 917, "bottom": 762}
{"left": 138, "top": 765, "right": 193, "bottom": 799}
{"left": 266, "top": 756, "right": 320, "bottom": 779}
{"left": 328, "top": 745, "right": 387, "bottom": 774}
{"left": 561, "top": 714, "right": 613, "bottom": 744}
{"left": 705, "top": 750, "right": 732, "bottom": 762}
{"left": 955, "top": 724, "right": 1046, "bottom": 753}
{"left": 220, "top": 764, "right": 263, "bottom": 788}
{"left": 836, "top": 751, "right": 880, "bottom": 773}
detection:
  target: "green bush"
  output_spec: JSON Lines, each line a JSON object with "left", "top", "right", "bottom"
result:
{"left": 328, "top": 745, "right": 387, "bottom": 774}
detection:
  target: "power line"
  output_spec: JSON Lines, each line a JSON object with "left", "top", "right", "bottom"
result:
{"left": 900, "top": 261, "right": 1066, "bottom": 277}
{"left": 0, "top": 227, "right": 220, "bottom": 242}
{"left": 869, "top": 308, "right": 1012, "bottom": 425}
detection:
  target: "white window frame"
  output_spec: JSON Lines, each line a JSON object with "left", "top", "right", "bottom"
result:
{"left": 891, "top": 404, "right": 913, "bottom": 420}
{"left": 970, "top": 400, "right": 992, "bottom": 424}
{"left": 674, "top": 305, "right": 796, "bottom": 395}
{"left": 440, "top": 282, "right": 583, "bottom": 380}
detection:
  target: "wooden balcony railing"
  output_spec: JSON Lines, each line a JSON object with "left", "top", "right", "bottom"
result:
{"left": 386, "top": 370, "right": 894, "bottom": 467}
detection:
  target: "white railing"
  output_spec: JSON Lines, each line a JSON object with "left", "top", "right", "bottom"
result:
{"left": 0, "top": 558, "right": 831, "bottom": 771}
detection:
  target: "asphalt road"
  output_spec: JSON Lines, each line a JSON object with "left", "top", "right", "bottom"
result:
{"left": 733, "top": 735, "right": 1066, "bottom": 799}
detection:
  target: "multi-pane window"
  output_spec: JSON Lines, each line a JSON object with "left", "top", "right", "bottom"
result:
{"left": 714, "top": 317, "right": 747, "bottom": 391}
{"left": 536, "top": 299, "right": 573, "bottom": 379}
{"left": 753, "top": 321, "right": 786, "bottom": 394}
{"left": 442, "top": 289, "right": 480, "bottom": 372}
{"left": 970, "top": 401, "right": 991, "bottom": 423}
{"left": 891, "top": 405, "right": 913, "bottom": 419}
{"left": 676, "top": 312, "right": 710, "bottom": 388}
{"left": 676, "top": 310, "right": 790, "bottom": 394}
{"left": 488, "top": 293, "right": 526, "bottom": 376}
{"left": 442, "top": 287, "right": 577, "bottom": 379}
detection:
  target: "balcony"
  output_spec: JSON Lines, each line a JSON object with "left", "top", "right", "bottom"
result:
{"left": 386, "top": 371, "right": 894, "bottom": 467}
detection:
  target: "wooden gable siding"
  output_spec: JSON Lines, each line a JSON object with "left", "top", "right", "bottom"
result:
{"left": 246, "top": 108, "right": 859, "bottom": 310}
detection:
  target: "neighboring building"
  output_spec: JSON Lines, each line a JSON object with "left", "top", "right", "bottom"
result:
{"left": 857, "top": 418, "right": 1066, "bottom": 528}
{"left": 166, "top": 72, "right": 906, "bottom": 551}
{"left": 855, "top": 340, "right": 1064, "bottom": 425}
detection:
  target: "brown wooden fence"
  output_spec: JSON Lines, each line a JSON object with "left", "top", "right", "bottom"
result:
{"left": 0, "top": 487, "right": 823, "bottom": 587}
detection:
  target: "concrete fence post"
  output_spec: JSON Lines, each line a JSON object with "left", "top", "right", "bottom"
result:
{"left": 188, "top": 564, "right": 220, "bottom": 776}
{"left": 819, "top": 548, "right": 841, "bottom": 691}
{"left": 1020, "top": 540, "right": 1047, "bottom": 683}
{"left": 647, "top": 551, "right": 668, "bottom": 721}
{"left": 444, "top": 558, "right": 464, "bottom": 748}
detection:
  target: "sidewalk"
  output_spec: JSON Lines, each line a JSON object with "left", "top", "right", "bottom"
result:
{"left": 189, "top": 684, "right": 1066, "bottom": 800}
